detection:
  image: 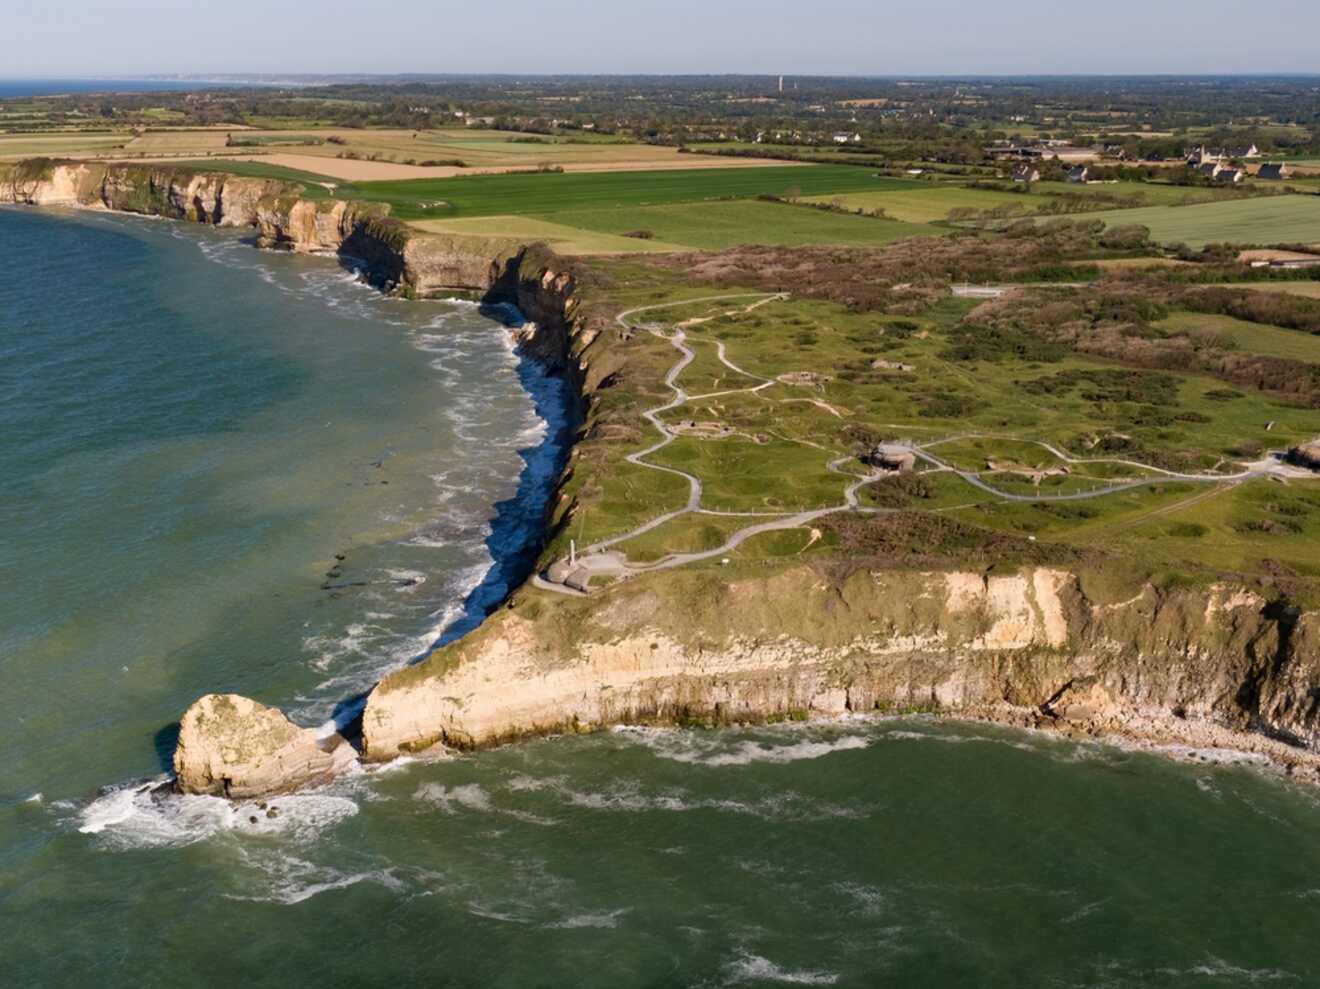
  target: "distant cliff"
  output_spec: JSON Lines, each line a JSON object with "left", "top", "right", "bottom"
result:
{"left": 0, "top": 159, "right": 538, "bottom": 301}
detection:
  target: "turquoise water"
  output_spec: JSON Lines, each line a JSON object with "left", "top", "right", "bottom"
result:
{"left": 4, "top": 208, "right": 1320, "bottom": 987}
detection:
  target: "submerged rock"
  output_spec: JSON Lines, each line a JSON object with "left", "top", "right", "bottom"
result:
{"left": 173, "top": 693, "right": 355, "bottom": 798}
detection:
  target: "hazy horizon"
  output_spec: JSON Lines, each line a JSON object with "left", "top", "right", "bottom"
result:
{"left": 9, "top": 0, "right": 1320, "bottom": 77}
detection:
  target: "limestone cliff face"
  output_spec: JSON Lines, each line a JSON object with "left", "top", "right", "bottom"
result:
{"left": 0, "top": 161, "right": 584, "bottom": 312}
{"left": 360, "top": 567, "right": 1320, "bottom": 777}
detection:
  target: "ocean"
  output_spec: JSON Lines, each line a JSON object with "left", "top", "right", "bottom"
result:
{"left": 3, "top": 207, "right": 1320, "bottom": 987}
{"left": 0, "top": 79, "right": 249, "bottom": 98}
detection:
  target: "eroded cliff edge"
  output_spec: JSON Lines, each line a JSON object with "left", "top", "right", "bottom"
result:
{"left": 361, "top": 566, "right": 1320, "bottom": 779}
{"left": 0, "top": 159, "right": 534, "bottom": 299}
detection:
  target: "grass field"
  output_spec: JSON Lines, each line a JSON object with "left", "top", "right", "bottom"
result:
{"left": 1161, "top": 310, "right": 1320, "bottom": 361}
{"left": 554, "top": 268, "right": 1320, "bottom": 584}
{"left": 805, "top": 181, "right": 1256, "bottom": 226}
{"left": 1158, "top": 311, "right": 1320, "bottom": 362}
{"left": 802, "top": 186, "right": 1030, "bottom": 223}
{"left": 168, "top": 158, "right": 343, "bottom": 192}
{"left": 1230, "top": 281, "right": 1320, "bottom": 299}
{"left": 530, "top": 200, "right": 934, "bottom": 251}
{"left": 1031, "top": 181, "right": 1243, "bottom": 209}
{"left": 122, "top": 130, "right": 229, "bottom": 154}
{"left": 348, "top": 166, "right": 917, "bottom": 220}
{"left": 0, "top": 133, "right": 127, "bottom": 158}
{"left": 1083, "top": 195, "right": 1320, "bottom": 247}
{"left": 411, "top": 215, "right": 688, "bottom": 254}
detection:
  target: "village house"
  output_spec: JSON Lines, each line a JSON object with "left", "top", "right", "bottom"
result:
{"left": 832, "top": 131, "right": 862, "bottom": 144}
{"left": 1012, "top": 164, "right": 1041, "bottom": 183}
{"left": 1066, "top": 165, "right": 1090, "bottom": 183}
{"left": 1187, "top": 144, "right": 1260, "bottom": 166}
{"left": 1216, "top": 167, "right": 1245, "bottom": 184}
{"left": 1256, "top": 162, "right": 1290, "bottom": 181}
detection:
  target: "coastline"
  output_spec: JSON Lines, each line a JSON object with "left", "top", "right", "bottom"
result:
{"left": 6, "top": 159, "right": 1320, "bottom": 795}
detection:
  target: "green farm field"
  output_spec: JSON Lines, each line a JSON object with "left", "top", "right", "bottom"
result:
{"left": 412, "top": 214, "right": 688, "bottom": 254}
{"left": 531, "top": 200, "right": 935, "bottom": 251}
{"left": 169, "top": 158, "right": 343, "bottom": 193}
{"left": 1158, "top": 311, "right": 1320, "bottom": 362}
{"left": 347, "top": 165, "right": 917, "bottom": 220}
{"left": 1085, "top": 195, "right": 1320, "bottom": 247}
{"left": 1031, "top": 180, "right": 1244, "bottom": 209}
{"left": 806, "top": 181, "right": 1256, "bottom": 227}
{"left": 0, "top": 132, "right": 128, "bottom": 159}
{"left": 803, "top": 185, "right": 1029, "bottom": 223}
{"left": 1231, "top": 281, "right": 1320, "bottom": 299}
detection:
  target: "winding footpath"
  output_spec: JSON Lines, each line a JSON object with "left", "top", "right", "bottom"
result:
{"left": 534, "top": 292, "right": 1304, "bottom": 594}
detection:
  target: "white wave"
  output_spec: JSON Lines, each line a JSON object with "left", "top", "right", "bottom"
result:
{"left": 505, "top": 774, "right": 567, "bottom": 793}
{"left": 831, "top": 881, "right": 887, "bottom": 917}
{"left": 1061, "top": 898, "right": 1110, "bottom": 925}
{"left": 228, "top": 850, "right": 404, "bottom": 906}
{"left": 724, "top": 953, "right": 839, "bottom": 986}
{"left": 643, "top": 734, "right": 871, "bottom": 767}
{"left": 466, "top": 902, "right": 531, "bottom": 924}
{"left": 24, "top": 792, "right": 42, "bottom": 804}
{"left": 77, "top": 782, "right": 358, "bottom": 850}
{"left": 1157, "top": 958, "right": 1299, "bottom": 983}
{"left": 544, "top": 908, "right": 630, "bottom": 929}
{"left": 557, "top": 780, "right": 867, "bottom": 821}
{"left": 414, "top": 782, "right": 493, "bottom": 814}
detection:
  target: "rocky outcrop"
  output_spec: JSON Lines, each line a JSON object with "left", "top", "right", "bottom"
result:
{"left": 173, "top": 694, "right": 355, "bottom": 797}
{"left": 359, "top": 567, "right": 1320, "bottom": 779}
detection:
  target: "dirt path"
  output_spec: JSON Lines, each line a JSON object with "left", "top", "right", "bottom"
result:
{"left": 537, "top": 292, "right": 898, "bottom": 592}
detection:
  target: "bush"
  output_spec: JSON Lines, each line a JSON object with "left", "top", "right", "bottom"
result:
{"left": 621, "top": 229, "right": 655, "bottom": 240}
{"left": 1099, "top": 223, "right": 1152, "bottom": 250}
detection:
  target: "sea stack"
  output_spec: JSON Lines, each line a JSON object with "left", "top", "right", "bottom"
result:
{"left": 173, "top": 693, "right": 356, "bottom": 797}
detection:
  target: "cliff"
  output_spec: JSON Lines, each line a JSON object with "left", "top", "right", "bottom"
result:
{"left": 362, "top": 566, "right": 1320, "bottom": 778}
{"left": 0, "top": 160, "right": 535, "bottom": 300}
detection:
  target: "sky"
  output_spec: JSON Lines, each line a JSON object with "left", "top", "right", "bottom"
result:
{"left": 6, "top": 0, "right": 1320, "bottom": 77}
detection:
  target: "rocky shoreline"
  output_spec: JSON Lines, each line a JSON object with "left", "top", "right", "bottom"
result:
{"left": 7, "top": 159, "right": 1320, "bottom": 796}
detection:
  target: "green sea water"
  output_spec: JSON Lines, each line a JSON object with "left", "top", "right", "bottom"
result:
{"left": 3, "top": 207, "right": 1320, "bottom": 987}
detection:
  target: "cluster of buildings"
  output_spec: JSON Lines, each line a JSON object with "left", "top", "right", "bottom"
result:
{"left": 1009, "top": 163, "right": 1091, "bottom": 184}
{"left": 986, "top": 140, "right": 1114, "bottom": 164}
{"left": 1184, "top": 145, "right": 1294, "bottom": 184}
{"left": 1185, "top": 144, "right": 1260, "bottom": 166}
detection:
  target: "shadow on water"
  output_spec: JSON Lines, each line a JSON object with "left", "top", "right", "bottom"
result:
{"left": 327, "top": 312, "right": 574, "bottom": 736}
{"left": 153, "top": 722, "right": 181, "bottom": 775}
{"left": 434, "top": 335, "right": 573, "bottom": 648}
